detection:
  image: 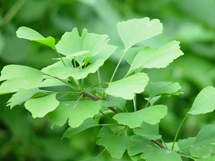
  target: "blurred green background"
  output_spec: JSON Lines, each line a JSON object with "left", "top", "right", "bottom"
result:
{"left": 1, "top": 0, "right": 215, "bottom": 160}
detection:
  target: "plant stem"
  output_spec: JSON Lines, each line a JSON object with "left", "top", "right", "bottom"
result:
{"left": 110, "top": 50, "right": 126, "bottom": 82}
{"left": 3, "top": 0, "right": 26, "bottom": 25}
{"left": 83, "top": 92, "right": 119, "bottom": 114}
{"left": 152, "top": 140, "right": 166, "bottom": 149}
{"left": 133, "top": 95, "right": 137, "bottom": 111}
{"left": 172, "top": 113, "right": 189, "bottom": 150}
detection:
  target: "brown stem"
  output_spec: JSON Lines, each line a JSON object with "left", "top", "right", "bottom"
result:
{"left": 83, "top": 92, "right": 119, "bottom": 114}
{"left": 152, "top": 140, "right": 166, "bottom": 149}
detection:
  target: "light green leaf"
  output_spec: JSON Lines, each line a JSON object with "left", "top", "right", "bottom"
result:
{"left": 106, "top": 73, "right": 149, "bottom": 100}
{"left": 141, "top": 147, "right": 182, "bottom": 161}
{"left": 129, "top": 41, "right": 184, "bottom": 70}
{"left": 178, "top": 137, "right": 196, "bottom": 156}
{"left": 189, "top": 125, "right": 215, "bottom": 158}
{"left": 68, "top": 100, "right": 101, "bottom": 128}
{"left": 133, "top": 122, "right": 161, "bottom": 140}
{"left": 196, "top": 155, "right": 215, "bottom": 161}
{"left": 62, "top": 118, "right": 98, "bottom": 138}
{"left": 7, "top": 88, "right": 40, "bottom": 108}
{"left": 0, "top": 65, "right": 43, "bottom": 94}
{"left": 25, "top": 93, "right": 59, "bottom": 118}
{"left": 117, "top": 18, "right": 163, "bottom": 51}
{"left": 16, "top": 26, "right": 56, "bottom": 50}
{"left": 97, "top": 135, "right": 130, "bottom": 159}
{"left": 0, "top": 65, "right": 43, "bottom": 81}
{"left": 128, "top": 135, "right": 157, "bottom": 156}
{"left": 189, "top": 86, "right": 215, "bottom": 115}
{"left": 56, "top": 28, "right": 109, "bottom": 62}
{"left": 47, "top": 59, "right": 104, "bottom": 80}
{"left": 148, "top": 81, "right": 182, "bottom": 99}
{"left": 113, "top": 105, "right": 167, "bottom": 128}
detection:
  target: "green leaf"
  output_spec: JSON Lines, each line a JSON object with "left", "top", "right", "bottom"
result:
{"left": 196, "top": 155, "right": 215, "bottom": 161}
{"left": 141, "top": 147, "right": 182, "bottom": 161}
{"left": 7, "top": 88, "right": 40, "bottom": 108}
{"left": 0, "top": 65, "right": 43, "bottom": 94}
{"left": 25, "top": 93, "right": 59, "bottom": 118}
{"left": 68, "top": 100, "right": 100, "bottom": 128}
{"left": 62, "top": 118, "right": 98, "bottom": 138}
{"left": 106, "top": 73, "right": 149, "bottom": 100}
{"left": 56, "top": 28, "right": 109, "bottom": 63}
{"left": 117, "top": 18, "right": 163, "bottom": 51}
{"left": 189, "top": 86, "right": 215, "bottom": 115}
{"left": 129, "top": 41, "right": 184, "bottom": 70}
{"left": 16, "top": 26, "right": 56, "bottom": 50}
{"left": 178, "top": 137, "right": 196, "bottom": 156}
{"left": 189, "top": 125, "right": 215, "bottom": 158}
{"left": 128, "top": 135, "right": 156, "bottom": 156}
{"left": 148, "top": 81, "right": 182, "bottom": 99}
{"left": 113, "top": 105, "right": 167, "bottom": 128}
{"left": 97, "top": 135, "right": 130, "bottom": 159}
{"left": 47, "top": 59, "right": 104, "bottom": 80}
{"left": 133, "top": 122, "right": 161, "bottom": 140}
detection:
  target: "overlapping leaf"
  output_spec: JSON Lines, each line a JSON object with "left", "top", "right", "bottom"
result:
{"left": 129, "top": 41, "right": 184, "bottom": 70}
{"left": 117, "top": 18, "right": 163, "bottom": 51}
{"left": 0, "top": 65, "right": 43, "bottom": 94}
{"left": 189, "top": 86, "right": 215, "bottom": 115}
{"left": 48, "top": 100, "right": 100, "bottom": 128}
{"left": 113, "top": 105, "right": 167, "bottom": 128}
{"left": 106, "top": 73, "right": 149, "bottom": 100}
{"left": 25, "top": 93, "right": 59, "bottom": 118}
{"left": 16, "top": 26, "right": 56, "bottom": 50}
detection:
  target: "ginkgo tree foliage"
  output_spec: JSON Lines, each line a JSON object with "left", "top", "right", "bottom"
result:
{"left": 1, "top": 18, "right": 215, "bottom": 161}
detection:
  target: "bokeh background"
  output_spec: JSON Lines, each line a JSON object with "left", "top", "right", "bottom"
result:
{"left": 1, "top": 0, "right": 215, "bottom": 160}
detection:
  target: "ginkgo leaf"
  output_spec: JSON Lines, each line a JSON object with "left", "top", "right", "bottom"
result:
{"left": 113, "top": 105, "right": 167, "bottom": 128}
{"left": 117, "top": 18, "right": 163, "bottom": 51}
{"left": 62, "top": 118, "right": 98, "bottom": 138}
{"left": 16, "top": 26, "right": 56, "bottom": 50}
{"left": 129, "top": 41, "right": 184, "bottom": 70}
{"left": 7, "top": 88, "right": 40, "bottom": 108}
{"left": 47, "top": 59, "right": 104, "bottom": 80}
{"left": 25, "top": 93, "right": 59, "bottom": 118}
{"left": 56, "top": 28, "right": 109, "bottom": 62}
{"left": 189, "top": 86, "right": 215, "bottom": 115}
{"left": 105, "top": 73, "right": 149, "bottom": 100}
{"left": 97, "top": 135, "right": 130, "bottom": 159}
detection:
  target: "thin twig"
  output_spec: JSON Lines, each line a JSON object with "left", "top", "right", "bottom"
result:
{"left": 83, "top": 92, "right": 119, "bottom": 114}
{"left": 152, "top": 140, "right": 166, "bottom": 149}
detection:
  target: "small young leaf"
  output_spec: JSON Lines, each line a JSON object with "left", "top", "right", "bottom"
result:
{"left": 47, "top": 59, "right": 104, "bottom": 80}
{"left": 117, "top": 18, "right": 163, "bottom": 51}
{"left": 113, "top": 105, "right": 167, "bottom": 128}
{"left": 62, "top": 118, "right": 98, "bottom": 138}
{"left": 25, "top": 93, "right": 59, "bottom": 118}
{"left": 106, "top": 73, "right": 149, "bottom": 100}
{"left": 129, "top": 41, "right": 184, "bottom": 70}
{"left": 189, "top": 86, "right": 215, "bottom": 115}
{"left": 7, "top": 88, "right": 40, "bottom": 108}
{"left": 16, "top": 26, "right": 56, "bottom": 50}
{"left": 97, "top": 135, "right": 130, "bottom": 159}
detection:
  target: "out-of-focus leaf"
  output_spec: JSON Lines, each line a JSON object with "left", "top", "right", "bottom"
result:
{"left": 106, "top": 73, "right": 149, "bottom": 100}
{"left": 16, "top": 26, "right": 56, "bottom": 50}
{"left": 117, "top": 18, "right": 163, "bottom": 51}
{"left": 113, "top": 105, "right": 167, "bottom": 128}
{"left": 25, "top": 93, "right": 59, "bottom": 118}
{"left": 189, "top": 86, "right": 215, "bottom": 115}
